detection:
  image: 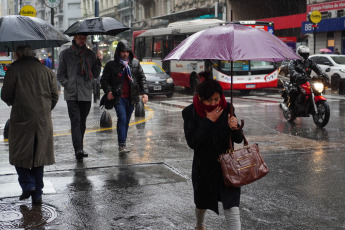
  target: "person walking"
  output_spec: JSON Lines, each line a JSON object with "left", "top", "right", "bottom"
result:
{"left": 57, "top": 34, "right": 101, "bottom": 160}
{"left": 182, "top": 79, "right": 243, "bottom": 230}
{"left": 101, "top": 40, "right": 148, "bottom": 153}
{"left": 1, "top": 45, "right": 59, "bottom": 205}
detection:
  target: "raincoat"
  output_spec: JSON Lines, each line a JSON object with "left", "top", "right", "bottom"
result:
{"left": 100, "top": 40, "right": 148, "bottom": 104}
{"left": 182, "top": 103, "right": 243, "bottom": 214}
{"left": 1, "top": 56, "right": 59, "bottom": 168}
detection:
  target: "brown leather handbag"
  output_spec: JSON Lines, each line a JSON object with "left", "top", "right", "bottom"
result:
{"left": 218, "top": 133, "right": 269, "bottom": 187}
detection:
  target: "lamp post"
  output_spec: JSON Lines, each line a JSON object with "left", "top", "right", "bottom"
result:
{"left": 45, "top": 0, "right": 61, "bottom": 69}
{"left": 93, "top": 0, "right": 100, "bottom": 102}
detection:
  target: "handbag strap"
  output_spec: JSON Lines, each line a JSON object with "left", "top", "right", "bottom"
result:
{"left": 229, "top": 132, "right": 249, "bottom": 151}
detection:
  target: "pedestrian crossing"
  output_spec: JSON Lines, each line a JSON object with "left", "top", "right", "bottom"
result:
{"left": 147, "top": 93, "right": 343, "bottom": 112}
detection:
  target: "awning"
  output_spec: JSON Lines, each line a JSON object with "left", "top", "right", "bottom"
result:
{"left": 152, "top": 7, "right": 216, "bottom": 21}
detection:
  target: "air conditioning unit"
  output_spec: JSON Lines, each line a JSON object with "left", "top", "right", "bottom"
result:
{"left": 328, "top": 10, "right": 337, "bottom": 18}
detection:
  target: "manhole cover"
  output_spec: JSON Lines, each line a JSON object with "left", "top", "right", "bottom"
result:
{"left": 0, "top": 201, "right": 57, "bottom": 229}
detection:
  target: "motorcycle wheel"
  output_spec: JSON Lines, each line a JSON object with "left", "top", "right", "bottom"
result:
{"left": 312, "top": 101, "right": 330, "bottom": 128}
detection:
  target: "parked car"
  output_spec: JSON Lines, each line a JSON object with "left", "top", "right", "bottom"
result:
{"left": 140, "top": 62, "right": 174, "bottom": 98}
{"left": 309, "top": 54, "right": 345, "bottom": 89}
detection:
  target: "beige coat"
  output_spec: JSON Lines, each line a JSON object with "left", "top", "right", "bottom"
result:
{"left": 1, "top": 56, "right": 59, "bottom": 168}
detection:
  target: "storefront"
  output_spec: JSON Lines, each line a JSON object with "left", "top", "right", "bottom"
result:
{"left": 302, "top": 0, "right": 345, "bottom": 54}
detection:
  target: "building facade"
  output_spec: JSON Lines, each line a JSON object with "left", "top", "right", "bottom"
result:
{"left": 303, "top": 0, "right": 345, "bottom": 54}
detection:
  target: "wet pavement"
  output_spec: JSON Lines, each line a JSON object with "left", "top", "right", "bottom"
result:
{"left": 0, "top": 87, "right": 345, "bottom": 229}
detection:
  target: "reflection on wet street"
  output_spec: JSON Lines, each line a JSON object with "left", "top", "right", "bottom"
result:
{"left": 0, "top": 89, "right": 345, "bottom": 229}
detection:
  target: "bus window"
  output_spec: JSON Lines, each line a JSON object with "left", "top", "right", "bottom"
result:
{"left": 172, "top": 35, "right": 186, "bottom": 49}
{"left": 153, "top": 36, "right": 163, "bottom": 58}
{"left": 220, "top": 61, "right": 249, "bottom": 71}
{"left": 250, "top": 61, "right": 274, "bottom": 70}
{"left": 144, "top": 37, "right": 152, "bottom": 58}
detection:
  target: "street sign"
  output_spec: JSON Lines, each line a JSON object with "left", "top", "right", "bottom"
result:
{"left": 309, "top": 10, "right": 322, "bottom": 24}
{"left": 45, "top": 0, "right": 61, "bottom": 8}
{"left": 20, "top": 5, "right": 36, "bottom": 17}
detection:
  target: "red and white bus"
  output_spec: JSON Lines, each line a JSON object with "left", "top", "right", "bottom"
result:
{"left": 133, "top": 19, "right": 277, "bottom": 93}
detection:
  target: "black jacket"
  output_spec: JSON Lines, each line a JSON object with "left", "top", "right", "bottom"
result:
{"left": 100, "top": 40, "right": 148, "bottom": 104}
{"left": 182, "top": 103, "right": 243, "bottom": 214}
{"left": 288, "top": 59, "right": 323, "bottom": 84}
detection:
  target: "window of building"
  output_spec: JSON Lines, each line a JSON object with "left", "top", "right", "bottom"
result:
{"left": 327, "top": 32, "right": 334, "bottom": 48}
{"left": 68, "top": 3, "right": 80, "bottom": 10}
{"left": 68, "top": 18, "right": 79, "bottom": 26}
{"left": 337, "top": 10, "right": 344, "bottom": 18}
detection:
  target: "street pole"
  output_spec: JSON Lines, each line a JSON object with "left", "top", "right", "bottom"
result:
{"left": 51, "top": 8, "right": 55, "bottom": 69}
{"left": 313, "top": 26, "right": 316, "bottom": 54}
{"left": 94, "top": 0, "right": 100, "bottom": 102}
{"left": 95, "top": 0, "right": 99, "bottom": 54}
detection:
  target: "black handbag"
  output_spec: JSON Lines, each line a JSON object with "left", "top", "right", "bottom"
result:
{"left": 134, "top": 97, "right": 145, "bottom": 117}
{"left": 99, "top": 94, "right": 114, "bottom": 110}
{"left": 100, "top": 110, "right": 112, "bottom": 128}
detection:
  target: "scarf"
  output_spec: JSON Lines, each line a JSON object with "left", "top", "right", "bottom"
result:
{"left": 193, "top": 94, "right": 227, "bottom": 118}
{"left": 119, "top": 58, "right": 132, "bottom": 81}
{"left": 72, "top": 41, "right": 92, "bottom": 81}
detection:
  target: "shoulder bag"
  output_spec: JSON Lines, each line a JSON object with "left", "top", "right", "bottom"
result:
{"left": 218, "top": 133, "right": 269, "bottom": 187}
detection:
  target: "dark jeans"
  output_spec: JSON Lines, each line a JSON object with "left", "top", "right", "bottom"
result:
{"left": 114, "top": 97, "right": 134, "bottom": 145}
{"left": 66, "top": 100, "right": 91, "bottom": 152}
{"left": 15, "top": 166, "right": 44, "bottom": 200}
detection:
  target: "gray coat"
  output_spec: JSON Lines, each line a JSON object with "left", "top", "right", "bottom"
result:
{"left": 57, "top": 43, "right": 101, "bottom": 101}
{"left": 1, "top": 56, "right": 59, "bottom": 169}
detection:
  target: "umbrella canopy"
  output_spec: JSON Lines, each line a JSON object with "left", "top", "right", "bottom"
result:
{"left": 164, "top": 23, "right": 300, "bottom": 62}
{"left": 63, "top": 17, "right": 130, "bottom": 36}
{"left": 164, "top": 23, "right": 300, "bottom": 119}
{"left": 319, "top": 48, "right": 332, "bottom": 53}
{"left": 0, "top": 15, "right": 70, "bottom": 52}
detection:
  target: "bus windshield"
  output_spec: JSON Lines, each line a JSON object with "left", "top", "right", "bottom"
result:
{"left": 220, "top": 60, "right": 275, "bottom": 72}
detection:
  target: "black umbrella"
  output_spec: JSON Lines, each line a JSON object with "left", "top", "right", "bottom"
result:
{"left": 63, "top": 17, "right": 130, "bottom": 36}
{"left": 0, "top": 15, "right": 70, "bottom": 52}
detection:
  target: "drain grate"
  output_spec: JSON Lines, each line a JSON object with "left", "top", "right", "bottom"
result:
{"left": 0, "top": 201, "right": 57, "bottom": 229}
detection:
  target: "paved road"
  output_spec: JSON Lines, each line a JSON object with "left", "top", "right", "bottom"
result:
{"left": 0, "top": 88, "right": 345, "bottom": 229}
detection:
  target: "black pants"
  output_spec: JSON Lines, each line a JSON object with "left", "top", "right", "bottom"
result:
{"left": 66, "top": 100, "right": 91, "bottom": 152}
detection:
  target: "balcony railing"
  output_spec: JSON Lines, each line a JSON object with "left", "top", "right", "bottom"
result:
{"left": 118, "top": 1, "right": 131, "bottom": 10}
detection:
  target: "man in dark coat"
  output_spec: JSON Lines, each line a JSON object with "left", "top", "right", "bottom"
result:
{"left": 101, "top": 40, "right": 149, "bottom": 153}
{"left": 1, "top": 45, "right": 59, "bottom": 205}
{"left": 57, "top": 34, "right": 102, "bottom": 159}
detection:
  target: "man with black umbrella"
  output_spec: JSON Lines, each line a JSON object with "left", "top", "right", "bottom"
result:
{"left": 57, "top": 34, "right": 102, "bottom": 160}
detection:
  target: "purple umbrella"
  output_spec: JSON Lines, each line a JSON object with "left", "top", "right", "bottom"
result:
{"left": 164, "top": 23, "right": 300, "bottom": 128}
{"left": 164, "top": 23, "right": 300, "bottom": 62}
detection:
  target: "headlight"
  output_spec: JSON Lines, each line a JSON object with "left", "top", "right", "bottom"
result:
{"left": 166, "top": 78, "right": 173, "bottom": 83}
{"left": 313, "top": 82, "right": 324, "bottom": 93}
{"left": 340, "top": 69, "right": 345, "bottom": 73}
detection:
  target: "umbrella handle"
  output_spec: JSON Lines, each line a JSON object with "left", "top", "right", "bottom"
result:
{"left": 233, "top": 119, "right": 244, "bottom": 130}
{"left": 229, "top": 102, "right": 244, "bottom": 130}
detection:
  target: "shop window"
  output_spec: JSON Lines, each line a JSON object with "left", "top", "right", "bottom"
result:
{"left": 337, "top": 10, "right": 344, "bottom": 18}
{"left": 327, "top": 32, "right": 334, "bottom": 48}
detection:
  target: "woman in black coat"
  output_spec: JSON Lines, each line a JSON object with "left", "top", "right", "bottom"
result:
{"left": 182, "top": 79, "right": 243, "bottom": 230}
